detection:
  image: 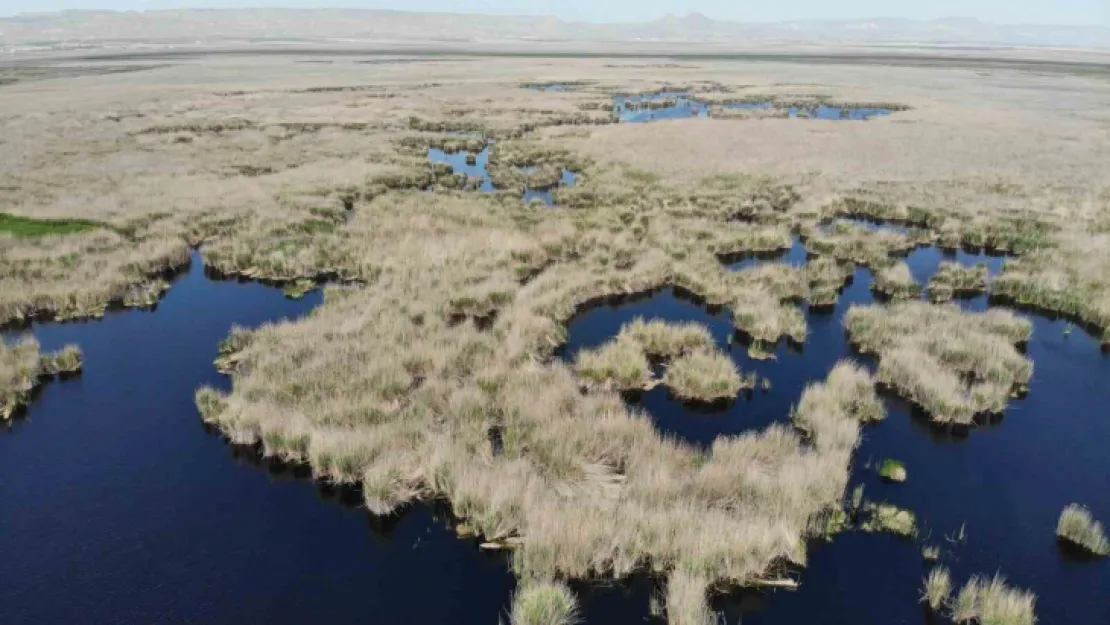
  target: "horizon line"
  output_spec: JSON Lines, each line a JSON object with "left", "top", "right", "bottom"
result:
{"left": 2, "top": 7, "right": 1106, "bottom": 30}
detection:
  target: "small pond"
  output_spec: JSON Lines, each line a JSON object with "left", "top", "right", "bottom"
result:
{"left": 427, "top": 145, "right": 578, "bottom": 206}
{"left": 613, "top": 92, "right": 710, "bottom": 123}
{"left": 726, "top": 102, "right": 895, "bottom": 120}
{"left": 559, "top": 236, "right": 1110, "bottom": 624}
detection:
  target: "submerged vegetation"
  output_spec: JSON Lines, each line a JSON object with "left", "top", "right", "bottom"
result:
{"left": 1, "top": 338, "right": 82, "bottom": 419}
{"left": 1056, "top": 504, "right": 1110, "bottom": 557}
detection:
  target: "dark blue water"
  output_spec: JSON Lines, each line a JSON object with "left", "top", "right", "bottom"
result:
{"left": 0, "top": 254, "right": 516, "bottom": 625}
{"left": 614, "top": 92, "right": 709, "bottom": 123}
{"left": 427, "top": 146, "right": 577, "bottom": 206}
{"left": 726, "top": 102, "right": 894, "bottom": 120}
{"left": 5, "top": 243, "right": 1107, "bottom": 624}
{"left": 560, "top": 241, "right": 1110, "bottom": 624}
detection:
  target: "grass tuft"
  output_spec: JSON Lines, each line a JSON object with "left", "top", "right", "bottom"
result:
{"left": 663, "top": 348, "right": 751, "bottom": 403}
{"left": 922, "top": 566, "right": 952, "bottom": 612}
{"left": 510, "top": 579, "right": 579, "bottom": 625}
{"left": 1056, "top": 504, "right": 1110, "bottom": 556}
{"left": 952, "top": 574, "right": 1036, "bottom": 625}
{"left": 879, "top": 459, "right": 908, "bottom": 483}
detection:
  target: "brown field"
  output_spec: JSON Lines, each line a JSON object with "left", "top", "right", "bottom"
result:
{"left": 3, "top": 48, "right": 1107, "bottom": 623}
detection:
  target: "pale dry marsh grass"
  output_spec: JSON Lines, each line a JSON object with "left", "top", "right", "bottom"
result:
{"left": 4, "top": 52, "right": 1104, "bottom": 624}
{"left": 509, "top": 578, "right": 579, "bottom": 625}
{"left": 922, "top": 566, "right": 952, "bottom": 612}
{"left": 663, "top": 348, "right": 751, "bottom": 403}
{"left": 952, "top": 574, "right": 1036, "bottom": 625}
{"left": 872, "top": 262, "right": 922, "bottom": 300}
{"left": 1056, "top": 504, "right": 1110, "bottom": 557}
{"left": 846, "top": 302, "right": 1032, "bottom": 425}
{"left": 929, "top": 262, "right": 990, "bottom": 303}
{"left": 1, "top": 338, "right": 82, "bottom": 419}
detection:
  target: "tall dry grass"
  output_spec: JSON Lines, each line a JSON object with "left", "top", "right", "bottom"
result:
{"left": 1, "top": 337, "right": 82, "bottom": 419}
{"left": 845, "top": 302, "right": 1032, "bottom": 425}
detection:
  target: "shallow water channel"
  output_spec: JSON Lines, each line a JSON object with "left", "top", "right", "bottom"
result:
{"left": 559, "top": 234, "right": 1110, "bottom": 624}
{"left": 611, "top": 92, "right": 896, "bottom": 124}
{"left": 3, "top": 236, "right": 1108, "bottom": 623}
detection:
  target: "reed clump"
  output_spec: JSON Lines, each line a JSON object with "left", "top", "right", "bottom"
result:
{"left": 922, "top": 566, "right": 952, "bottom": 612}
{"left": 952, "top": 574, "right": 1036, "bottom": 625}
{"left": 509, "top": 578, "right": 579, "bottom": 625}
{"left": 1056, "top": 504, "right": 1110, "bottom": 557}
{"left": 663, "top": 348, "right": 751, "bottom": 403}
{"left": 792, "top": 362, "right": 886, "bottom": 434}
{"left": 574, "top": 337, "right": 654, "bottom": 392}
{"left": 845, "top": 302, "right": 1033, "bottom": 426}
{"left": 2, "top": 338, "right": 82, "bottom": 419}
{"left": 804, "top": 221, "right": 927, "bottom": 268}
{"left": 872, "top": 262, "right": 922, "bottom": 300}
{"left": 929, "top": 262, "right": 990, "bottom": 303}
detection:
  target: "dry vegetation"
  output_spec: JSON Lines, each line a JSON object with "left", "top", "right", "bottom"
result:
{"left": 2, "top": 49, "right": 1107, "bottom": 622}
{"left": 952, "top": 574, "right": 1037, "bottom": 625}
{"left": 846, "top": 302, "right": 1033, "bottom": 427}
{"left": 1, "top": 338, "right": 82, "bottom": 419}
{"left": 1056, "top": 504, "right": 1110, "bottom": 557}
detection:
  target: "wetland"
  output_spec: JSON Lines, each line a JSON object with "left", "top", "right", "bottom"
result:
{"left": 2, "top": 47, "right": 1109, "bottom": 625}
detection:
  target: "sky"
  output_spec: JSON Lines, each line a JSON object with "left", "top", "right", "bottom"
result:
{"left": 1, "top": 0, "right": 1108, "bottom": 26}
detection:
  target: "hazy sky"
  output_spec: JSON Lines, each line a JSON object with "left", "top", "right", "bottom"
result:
{"left": 1, "top": 0, "right": 1108, "bottom": 26}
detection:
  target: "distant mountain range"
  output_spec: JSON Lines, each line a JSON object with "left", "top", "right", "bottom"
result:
{"left": 2, "top": 9, "right": 1108, "bottom": 50}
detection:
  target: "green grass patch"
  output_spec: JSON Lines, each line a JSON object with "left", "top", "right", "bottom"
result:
{"left": 0, "top": 212, "right": 107, "bottom": 238}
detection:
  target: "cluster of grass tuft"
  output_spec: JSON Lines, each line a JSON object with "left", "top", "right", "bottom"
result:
{"left": 803, "top": 220, "right": 929, "bottom": 268}
{"left": 929, "top": 262, "right": 990, "bottom": 303}
{"left": 846, "top": 301, "right": 1033, "bottom": 426}
{"left": 1056, "top": 504, "right": 1109, "bottom": 557}
{"left": 952, "top": 574, "right": 1037, "bottom": 625}
{"left": 575, "top": 319, "right": 750, "bottom": 403}
{"left": 2, "top": 338, "right": 83, "bottom": 419}
{"left": 860, "top": 502, "right": 918, "bottom": 538}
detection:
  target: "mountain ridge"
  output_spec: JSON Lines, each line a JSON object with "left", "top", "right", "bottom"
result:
{"left": 2, "top": 9, "right": 1108, "bottom": 49}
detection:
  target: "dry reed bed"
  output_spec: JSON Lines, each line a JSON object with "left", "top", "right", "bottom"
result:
{"left": 845, "top": 301, "right": 1033, "bottom": 427}
{"left": 572, "top": 318, "right": 753, "bottom": 403}
{"left": 1, "top": 338, "right": 82, "bottom": 419}
{"left": 193, "top": 184, "right": 889, "bottom": 624}
{"left": 929, "top": 262, "right": 990, "bottom": 303}
{"left": 0, "top": 230, "right": 191, "bottom": 326}
{"left": 3, "top": 56, "right": 1106, "bottom": 623}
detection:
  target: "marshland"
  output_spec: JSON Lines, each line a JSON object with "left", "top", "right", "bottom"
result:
{"left": 2, "top": 42, "right": 1110, "bottom": 625}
